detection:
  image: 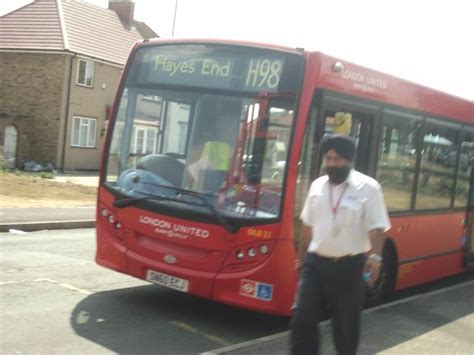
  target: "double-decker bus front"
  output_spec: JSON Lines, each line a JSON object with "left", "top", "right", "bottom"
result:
{"left": 96, "top": 41, "right": 304, "bottom": 314}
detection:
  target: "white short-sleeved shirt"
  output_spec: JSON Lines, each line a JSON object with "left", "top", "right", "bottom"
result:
{"left": 300, "top": 170, "right": 391, "bottom": 257}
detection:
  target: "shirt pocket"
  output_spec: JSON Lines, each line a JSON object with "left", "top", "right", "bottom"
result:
{"left": 305, "top": 193, "right": 324, "bottom": 223}
{"left": 309, "top": 193, "right": 325, "bottom": 210}
{"left": 339, "top": 199, "right": 363, "bottom": 227}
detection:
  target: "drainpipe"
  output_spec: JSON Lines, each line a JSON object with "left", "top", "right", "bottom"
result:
{"left": 61, "top": 53, "right": 75, "bottom": 172}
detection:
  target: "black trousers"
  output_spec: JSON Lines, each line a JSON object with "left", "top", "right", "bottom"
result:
{"left": 290, "top": 252, "right": 366, "bottom": 355}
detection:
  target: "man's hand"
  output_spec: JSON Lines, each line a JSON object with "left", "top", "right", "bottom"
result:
{"left": 363, "top": 256, "right": 382, "bottom": 286}
{"left": 366, "top": 228, "right": 385, "bottom": 286}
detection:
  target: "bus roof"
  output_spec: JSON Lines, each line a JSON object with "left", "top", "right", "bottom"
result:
{"left": 136, "top": 37, "right": 304, "bottom": 55}
{"left": 131, "top": 39, "right": 472, "bottom": 124}
{"left": 310, "top": 52, "right": 473, "bottom": 125}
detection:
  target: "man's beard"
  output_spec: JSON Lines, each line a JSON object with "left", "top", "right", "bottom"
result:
{"left": 326, "top": 166, "right": 350, "bottom": 184}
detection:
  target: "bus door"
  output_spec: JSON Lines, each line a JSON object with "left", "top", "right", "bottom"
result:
{"left": 293, "top": 93, "right": 380, "bottom": 252}
{"left": 464, "top": 134, "right": 474, "bottom": 267}
{"left": 466, "top": 164, "right": 474, "bottom": 266}
{"left": 319, "top": 94, "right": 380, "bottom": 176}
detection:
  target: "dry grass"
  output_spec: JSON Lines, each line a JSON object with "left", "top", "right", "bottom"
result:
{"left": 0, "top": 173, "right": 97, "bottom": 208}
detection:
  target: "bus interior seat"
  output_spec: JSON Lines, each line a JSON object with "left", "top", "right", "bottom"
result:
{"left": 137, "top": 154, "right": 184, "bottom": 186}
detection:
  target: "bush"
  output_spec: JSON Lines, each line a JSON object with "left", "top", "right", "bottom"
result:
{"left": 40, "top": 172, "right": 54, "bottom": 179}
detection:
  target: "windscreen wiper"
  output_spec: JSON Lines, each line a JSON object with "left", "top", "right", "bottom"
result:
{"left": 113, "top": 194, "right": 166, "bottom": 208}
{"left": 113, "top": 183, "right": 238, "bottom": 233}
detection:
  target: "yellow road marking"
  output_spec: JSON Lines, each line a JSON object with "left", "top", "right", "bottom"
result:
{"left": 169, "top": 320, "right": 231, "bottom": 346}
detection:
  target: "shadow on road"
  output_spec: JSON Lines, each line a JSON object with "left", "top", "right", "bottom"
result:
{"left": 70, "top": 284, "right": 289, "bottom": 354}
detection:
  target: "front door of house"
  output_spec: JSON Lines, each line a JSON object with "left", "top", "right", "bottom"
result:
{"left": 4, "top": 126, "right": 18, "bottom": 169}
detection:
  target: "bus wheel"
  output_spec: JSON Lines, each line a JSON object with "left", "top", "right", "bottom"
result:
{"left": 365, "top": 245, "right": 396, "bottom": 307}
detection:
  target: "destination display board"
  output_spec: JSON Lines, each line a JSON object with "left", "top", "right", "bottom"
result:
{"left": 134, "top": 44, "right": 302, "bottom": 93}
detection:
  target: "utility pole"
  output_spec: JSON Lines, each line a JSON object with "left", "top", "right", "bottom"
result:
{"left": 171, "top": 0, "right": 178, "bottom": 36}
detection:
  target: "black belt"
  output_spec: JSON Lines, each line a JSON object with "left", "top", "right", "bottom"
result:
{"left": 312, "top": 252, "right": 363, "bottom": 262}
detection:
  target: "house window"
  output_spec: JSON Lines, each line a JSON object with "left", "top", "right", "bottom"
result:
{"left": 72, "top": 116, "right": 97, "bottom": 148}
{"left": 132, "top": 127, "right": 158, "bottom": 155}
{"left": 178, "top": 122, "right": 188, "bottom": 154}
{"left": 77, "top": 59, "right": 94, "bottom": 87}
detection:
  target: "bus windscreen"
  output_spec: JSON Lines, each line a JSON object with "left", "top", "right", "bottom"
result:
{"left": 105, "top": 44, "right": 304, "bottom": 222}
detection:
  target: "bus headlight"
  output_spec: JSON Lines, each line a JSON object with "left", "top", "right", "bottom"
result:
{"left": 108, "top": 215, "right": 115, "bottom": 223}
{"left": 222, "top": 241, "right": 275, "bottom": 272}
{"left": 100, "top": 208, "right": 108, "bottom": 217}
{"left": 260, "top": 244, "right": 269, "bottom": 255}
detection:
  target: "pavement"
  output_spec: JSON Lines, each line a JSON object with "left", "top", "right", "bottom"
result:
{"left": 0, "top": 172, "right": 98, "bottom": 232}
{"left": 0, "top": 207, "right": 96, "bottom": 232}
{"left": 203, "top": 280, "right": 474, "bottom": 354}
{"left": 53, "top": 172, "right": 99, "bottom": 187}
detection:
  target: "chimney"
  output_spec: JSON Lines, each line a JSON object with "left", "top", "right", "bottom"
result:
{"left": 109, "top": 0, "right": 135, "bottom": 27}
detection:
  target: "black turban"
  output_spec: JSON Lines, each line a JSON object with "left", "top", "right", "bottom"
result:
{"left": 321, "top": 134, "right": 357, "bottom": 162}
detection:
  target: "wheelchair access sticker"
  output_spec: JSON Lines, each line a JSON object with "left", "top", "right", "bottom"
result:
{"left": 240, "top": 279, "right": 273, "bottom": 302}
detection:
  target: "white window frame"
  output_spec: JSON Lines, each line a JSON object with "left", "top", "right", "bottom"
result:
{"left": 71, "top": 116, "right": 97, "bottom": 148}
{"left": 132, "top": 127, "right": 158, "bottom": 154}
{"left": 76, "top": 59, "right": 94, "bottom": 87}
{"left": 134, "top": 127, "right": 146, "bottom": 154}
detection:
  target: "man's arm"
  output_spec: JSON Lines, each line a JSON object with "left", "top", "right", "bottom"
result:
{"left": 363, "top": 181, "right": 391, "bottom": 285}
{"left": 368, "top": 228, "right": 385, "bottom": 256}
{"left": 295, "top": 225, "right": 312, "bottom": 274}
{"left": 365, "top": 228, "right": 385, "bottom": 285}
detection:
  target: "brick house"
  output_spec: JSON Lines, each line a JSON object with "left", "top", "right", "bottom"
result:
{"left": 0, "top": 0, "right": 158, "bottom": 171}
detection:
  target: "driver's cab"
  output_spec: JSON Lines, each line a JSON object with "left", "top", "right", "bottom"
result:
{"left": 184, "top": 96, "right": 241, "bottom": 193}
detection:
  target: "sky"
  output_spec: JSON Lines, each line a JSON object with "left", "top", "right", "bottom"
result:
{"left": 1, "top": 0, "right": 473, "bottom": 100}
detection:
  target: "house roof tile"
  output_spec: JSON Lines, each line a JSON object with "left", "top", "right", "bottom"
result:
{"left": 0, "top": 0, "right": 158, "bottom": 64}
{"left": 0, "top": 0, "right": 64, "bottom": 50}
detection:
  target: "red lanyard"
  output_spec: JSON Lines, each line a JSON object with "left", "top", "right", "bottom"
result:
{"left": 328, "top": 183, "right": 348, "bottom": 217}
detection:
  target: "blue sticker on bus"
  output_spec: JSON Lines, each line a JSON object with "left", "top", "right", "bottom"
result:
{"left": 240, "top": 279, "right": 273, "bottom": 302}
{"left": 256, "top": 283, "right": 273, "bottom": 301}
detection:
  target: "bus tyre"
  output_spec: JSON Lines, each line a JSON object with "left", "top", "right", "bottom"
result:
{"left": 365, "top": 245, "right": 396, "bottom": 307}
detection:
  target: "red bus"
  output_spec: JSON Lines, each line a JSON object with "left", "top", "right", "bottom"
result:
{"left": 96, "top": 38, "right": 474, "bottom": 315}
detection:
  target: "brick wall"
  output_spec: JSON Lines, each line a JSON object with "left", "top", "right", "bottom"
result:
{"left": 0, "top": 52, "right": 67, "bottom": 168}
{"left": 63, "top": 58, "right": 122, "bottom": 171}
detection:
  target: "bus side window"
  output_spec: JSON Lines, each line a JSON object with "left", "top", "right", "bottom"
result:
{"left": 376, "top": 110, "right": 420, "bottom": 212}
{"left": 415, "top": 122, "right": 460, "bottom": 210}
{"left": 454, "top": 129, "right": 474, "bottom": 208}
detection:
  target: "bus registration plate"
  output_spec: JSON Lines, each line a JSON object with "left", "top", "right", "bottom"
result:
{"left": 146, "top": 270, "right": 189, "bottom": 292}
